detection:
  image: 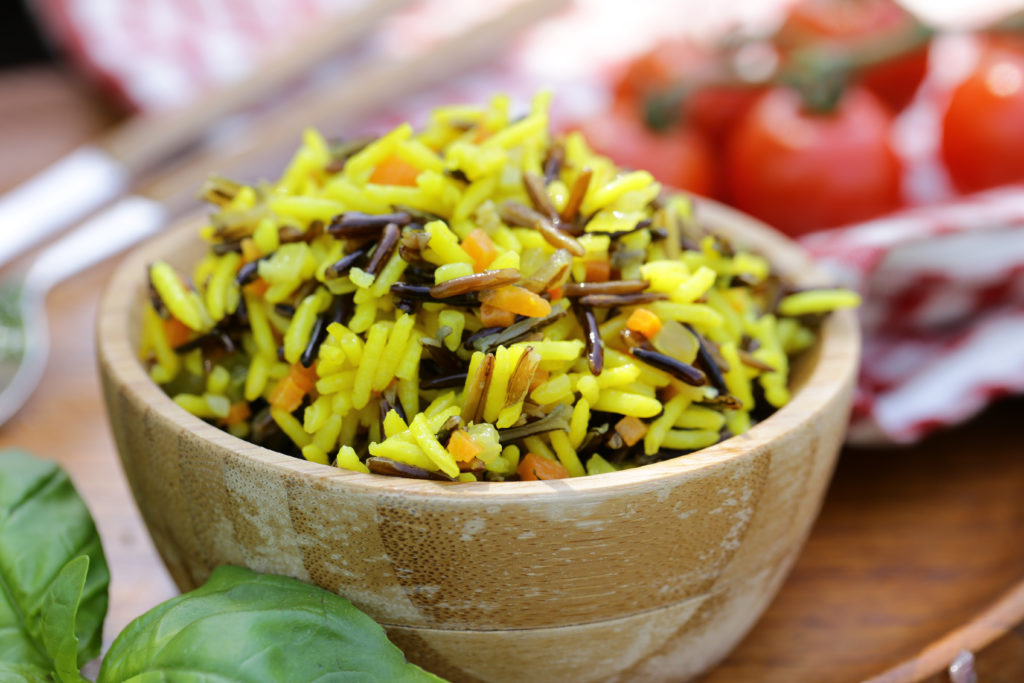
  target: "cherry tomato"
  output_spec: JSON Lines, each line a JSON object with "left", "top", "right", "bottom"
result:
{"left": 571, "top": 103, "right": 716, "bottom": 197}
{"left": 612, "top": 38, "right": 762, "bottom": 143}
{"left": 612, "top": 39, "right": 698, "bottom": 105}
{"left": 725, "top": 86, "right": 901, "bottom": 235}
{"left": 776, "top": 0, "right": 929, "bottom": 112}
{"left": 941, "top": 40, "right": 1024, "bottom": 194}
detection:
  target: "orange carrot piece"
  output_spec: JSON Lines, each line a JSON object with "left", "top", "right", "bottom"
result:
{"left": 369, "top": 155, "right": 421, "bottom": 186}
{"left": 584, "top": 258, "right": 611, "bottom": 282}
{"left": 289, "top": 362, "right": 319, "bottom": 394}
{"left": 547, "top": 285, "right": 563, "bottom": 301}
{"left": 462, "top": 228, "right": 498, "bottom": 272}
{"left": 222, "top": 401, "right": 252, "bottom": 427}
{"left": 163, "top": 316, "right": 192, "bottom": 349}
{"left": 268, "top": 364, "right": 319, "bottom": 412}
{"left": 517, "top": 453, "right": 571, "bottom": 481}
{"left": 447, "top": 430, "right": 483, "bottom": 463}
{"left": 480, "top": 303, "right": 516, "bottom": 327}
{"left": 268, "top": 376, "right": 305, "bottom": 413}
{"left": 479, "top": 286, "right": 552, "bottom": 318}
{"left": 614, "top": 415, "right": 648, "bottom": 447}
{"left": 626, "top": 308, "right": 662, "bottom": 338}
{"left": 245, "top": 278, "right": 270, "bottom": 296}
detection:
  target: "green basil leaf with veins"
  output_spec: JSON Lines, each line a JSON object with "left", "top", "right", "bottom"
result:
{"left": 98, "top": 565, "right": 445, "bottom": 683}
{"left": 39, "top": 556, "right": 92, "bottom": 683}
{"left": 0, "top": 659, "right": 54, "bottom": 682}
{"left": 0, "top": 450, "right": 109, "bottom": 678}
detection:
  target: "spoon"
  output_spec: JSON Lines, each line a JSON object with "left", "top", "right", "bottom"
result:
{"left": 0, "top": 197, "right": 167, "bottom": 426}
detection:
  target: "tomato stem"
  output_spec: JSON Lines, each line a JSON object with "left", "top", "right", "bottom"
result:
{"left": 642, "top": 19, "right": 934, "bottom": 124}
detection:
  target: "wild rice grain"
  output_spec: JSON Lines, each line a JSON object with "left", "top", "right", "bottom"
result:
{"left": 461, "top": 353, "right": 494, "bottom": 423}
{"left": 367, "top": 457, "right": 455, "bottom": 481}
{"left": 580, "top": 305, "right": 604, "bottom": 376}
{"left": 429, "top": 268, "right": 521, "bottom": 298}
{"left": 578, "top": 292, "right": 667, "bottom": 307}
{"left": 389, "top": 283, "right": 479, "bottom": 308}
{"left": 327, "top": 211, "right": 412, "bottom": 237}
{"left": 364, "top": 223, "right": 401, "bottom": 277}
{"left": 523, "top": 171, "right": 560, "bottom": 222}
{"left": 685, "top": 324, "right": 730, "bottom": 395}
{"left": 563, "top": 280, "right": 649, "bottom": 297}
{"left": 560, "top": 167, "right": 592, "bottom": 223}
{"left": 325, "top": 242, "right": 373, "bottom": 278}
{"left": 235, "top": 260, "right": 260, "bottom": 286}
{"left": 631, "top": 347, "right": 707, "bottom": 386}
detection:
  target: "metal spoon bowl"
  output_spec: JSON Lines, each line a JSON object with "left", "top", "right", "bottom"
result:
{"left": 0, "top": 197, "right": 167, "bottom": 426}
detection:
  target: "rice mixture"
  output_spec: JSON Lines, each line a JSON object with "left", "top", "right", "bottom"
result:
{"left": 141, "top": 93, "right": 858, "bottom": 482}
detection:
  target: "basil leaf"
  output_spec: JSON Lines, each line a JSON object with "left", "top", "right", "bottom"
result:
{"left": 39, "top": 557, "right": 91, "bottom": 683}
{"left": 0, "top": 659, "right": 53, "bottom": 682}
{"left": 0, "top": 451, "right": 109, "bottom": 675}
{"left": 98, "top": 565, "right": 445, "bottom": 683}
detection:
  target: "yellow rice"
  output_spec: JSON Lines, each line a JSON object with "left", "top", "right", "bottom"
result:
{"left": 142, "top": 93, "right": 856, "bottom": 482}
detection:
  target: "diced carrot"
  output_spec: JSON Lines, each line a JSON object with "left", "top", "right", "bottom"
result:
{"left": 447, "top": 430, "right": 483, "bottom": 463}
{"left": 268, "top": 363, "right": 319, "bottom": 412}
{"left": 480, "top": 303, "right": 516, "bottom": 327}
{"left": 529, "top": 367, "right": 549, "bottom": 391}
{"left": 547, "top": 285, "right": 563, "bottom": 301}
{"left": 163, "top": 316, "right": 192, "bottom": 349}
{"left": 626, "top": 308, "right": 662, "bottom": 338}
{"left": 517, "top": 452, "right": 571, "bottom": 481}
{"left": 584, "top": 258, "right": 611, "bottom": 282}
{"left": 245, "top": 278, "right": 270, "bottom": 296}
{"left": 240, "top": 238, "right": 261, "bottom": 263}
{"left": 479, "top": 286, "right": 552, "bottom": 318}
{"left": 268, "top": 376, "right": 305, "bottom": 413}
{"left": 462, "top": 229, "right": 497, "bottom": 272}
{"left": 369, "top": 155, "right": 421, "bottom": 186}
{"left": 614, "top": 415, "right": 648, "bottom": 447}
{"left": 221, "top": 402, "right": 252, "bottom": 427}
{"left": 289, "top": 362, "right": 319, "bottom": 393}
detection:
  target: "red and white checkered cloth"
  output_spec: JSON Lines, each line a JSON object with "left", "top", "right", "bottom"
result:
{"left": 802, "top": 187, "right": 1024, "bottom": 444}
{"left": 28, "top": 0, "right": 1024, "bottom": 445}
{"left": 32, "top": 0, "right": 373, "bottom": 111}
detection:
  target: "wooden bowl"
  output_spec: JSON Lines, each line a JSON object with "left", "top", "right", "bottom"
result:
{"left": 97, "top": 200, "right": 859, "bottom": 683}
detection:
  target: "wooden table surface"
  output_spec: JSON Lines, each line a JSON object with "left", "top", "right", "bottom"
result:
{"left": 2, "top": 66, "right": 1023, "bottom": 683}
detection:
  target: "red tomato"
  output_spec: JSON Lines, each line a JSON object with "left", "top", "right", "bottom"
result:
{"left": 941, "top": 40, "right": 1024, "bottom": 194}
{"left": 572, "top": 104, "right": 716, "bottom": 198}
{"left": 725, "top": 86, "right": 901, "bottom": 235}
{"left": 612, "top": 39, "right": 762, "bottom": 143}
{"left": 612, "top": 39, "right": 698, "bottom": 105}
{"left": 687, "top": 86, "right": 765, "bottom": 144}
{"left": 776, "top": 0, "right": 929, "bottom": 112}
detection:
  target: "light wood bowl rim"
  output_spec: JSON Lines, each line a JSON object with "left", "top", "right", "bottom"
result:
{"left": 97, "top": 198, "right": 860, "bottom": 500}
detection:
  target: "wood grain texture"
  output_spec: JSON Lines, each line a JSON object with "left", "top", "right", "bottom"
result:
{"left": 704, "top": 399, "right": 1024, "bottom": 682}
{"left": 5, "top": 64, "right": 1024, "bottom": 682}
{"left": 870, "top": 577, "right": 1024, "bottom": 683}
{"left": 96, "top": 203, "right": 859, "bottom": 681}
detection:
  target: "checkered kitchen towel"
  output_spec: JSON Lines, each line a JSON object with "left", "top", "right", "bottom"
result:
{"left": 802, "top": 187, "right": 1024, "bottom": 444}
{"left": 28, "top": 0, "right": 1024, "bottom": 444}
